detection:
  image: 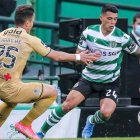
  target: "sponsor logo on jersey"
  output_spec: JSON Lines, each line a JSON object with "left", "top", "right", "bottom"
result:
{"left": 93, "top": 49, "right": 102, "bottom": 56}
{"left": 103, "top": 51, "right": 120, "bottom": 56}
{"left": 3, "top": 29, "right": 22, "bottom": 36}
{"left": 89, "top": 48, "right": 119, "bottom": 57}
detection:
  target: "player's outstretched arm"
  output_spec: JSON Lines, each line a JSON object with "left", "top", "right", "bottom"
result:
{"left": 46, "top": 49, "right": 99, "bottom": 65}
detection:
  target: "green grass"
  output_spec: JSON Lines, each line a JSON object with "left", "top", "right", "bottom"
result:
{"left": 41, "top": 138, "right": 140, "bottom": 140}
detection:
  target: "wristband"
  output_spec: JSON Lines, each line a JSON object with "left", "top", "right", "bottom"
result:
{"left": 75, "top": 54, "right": 81, "bottom": 61}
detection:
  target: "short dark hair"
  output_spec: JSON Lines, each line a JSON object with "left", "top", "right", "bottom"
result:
{"left": 102, "top": 4, "right": 118, "bottom": 14}
{"left": 14, "top": 5, "right": 34, "bottom": 26}
{"left": 133, "top": 13, "right": 140, "bottom": 23}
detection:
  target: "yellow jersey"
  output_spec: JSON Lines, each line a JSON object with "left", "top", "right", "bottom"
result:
{"left": 0, "top": 27, "right": 51, "bottom": 80}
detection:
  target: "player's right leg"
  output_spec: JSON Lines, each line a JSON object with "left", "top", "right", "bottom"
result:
{"left": 37, "top": 89, "right": 85, "bottom": 138}
{"left": 9, "top": 82, "right": 57, "bottom": 139}
{"left": 37, "top": 77, "right": 90, "bottom": 138}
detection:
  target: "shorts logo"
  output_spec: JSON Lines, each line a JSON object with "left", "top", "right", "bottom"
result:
{"left": 33, "top": 88, "right": 41, "bottom": 96}
{"left": 73, "top": 82, "right": 79, "bottom": 88}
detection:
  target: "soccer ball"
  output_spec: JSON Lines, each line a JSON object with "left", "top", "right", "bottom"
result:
{"left": 138, "top": 111, "right": 140, "bottom": 124}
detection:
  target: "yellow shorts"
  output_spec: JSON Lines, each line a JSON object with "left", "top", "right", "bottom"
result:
{"left": 0, "top": 80, "right": 44, "bottom": 103}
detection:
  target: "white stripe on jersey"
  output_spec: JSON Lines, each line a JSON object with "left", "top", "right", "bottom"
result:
{"left": 82, "top": 71, "right": 117, "bottom": 82}
{"left": 88, "top": 63, "right": 117, "bottom": 71}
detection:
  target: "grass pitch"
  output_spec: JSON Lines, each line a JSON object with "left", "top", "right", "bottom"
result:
{"left": 43, "top": 138, "right": 140, "bottom": 140}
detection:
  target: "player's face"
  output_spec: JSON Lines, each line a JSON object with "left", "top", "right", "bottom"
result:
{"left": 100, "top": 11, "right": 118, "bottom": 35}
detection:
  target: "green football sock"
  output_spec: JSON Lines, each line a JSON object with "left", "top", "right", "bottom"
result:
{"left": 41, "top": 104, "right": 66, "bottom": 134}
{"left": 90, "top": 110, "right": 110, "bottom": 124}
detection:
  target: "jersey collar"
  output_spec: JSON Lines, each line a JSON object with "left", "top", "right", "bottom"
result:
{"left": 100, "top": 24, "right": 115, "bottom": 38}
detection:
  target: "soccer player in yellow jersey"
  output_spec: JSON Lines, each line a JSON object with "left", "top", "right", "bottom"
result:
{"left": 0, "top": 5, "right": 99, "bottom": 139}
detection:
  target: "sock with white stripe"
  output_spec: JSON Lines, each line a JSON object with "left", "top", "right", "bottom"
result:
{"left": 40, "top": 105, "right": 66, "bottom": 134}
{"left": 90, "top": 110, "right": 110, "bottom": 124}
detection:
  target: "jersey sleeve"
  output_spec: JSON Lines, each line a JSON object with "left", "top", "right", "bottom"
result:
{"left": 122, "top": 33, "right": 138, "bottom": 54}
{"left": 77, "top": 29, "right": 88, "bottom": 50}
{"left": 30, "top": 36, "right": 51, "bottom": 56}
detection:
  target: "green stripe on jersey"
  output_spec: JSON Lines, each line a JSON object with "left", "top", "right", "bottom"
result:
{"left": 87, "top": 34, "right": 110, "bottom": 47}
{"left": 88, "top": 25, "right": 100, "bottom": 32}
{"left": 116, "top": 52, "right": 124, "bottom": 69}
{"left": 112, "top": 27, "right": 124, "bottom": 37}
{"left": 87, "top": 35, "right": 94, "bottom": 42}
{"left": 82, "top": 73, "right": 113, "bottom": 83}
{"left": 87, "top": 35, "right": 122, "bottom": 48}
{"left": 122, "top": 37, "right": 132, "bottom": 49}
{"left": 86, "top": 67, "right": 115, "bottom": 75}
{"left": 86, "top": 64, "right": 121, "bottom": 76}
{"left": 93, "top": 58, "right": 117, "bottom": 66}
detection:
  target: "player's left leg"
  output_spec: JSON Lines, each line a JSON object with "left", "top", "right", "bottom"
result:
{"left": 82, "top": 79, "right": 120, "bottom": 138}
{"left": 82, "top": 98, "right": 117, "bottom": 138}
{"left": 0, "top": 102, "right": 17, "bottom": 126}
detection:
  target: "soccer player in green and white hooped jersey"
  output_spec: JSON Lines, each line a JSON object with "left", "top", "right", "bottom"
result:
{"left": 80, "top": 24, "right": 133, "bottom": 83}
{"left": 37, "top": 4, "right": 140, "bottom": 138}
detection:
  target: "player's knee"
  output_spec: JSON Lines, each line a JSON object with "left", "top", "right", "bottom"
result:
{"left": 44, "top": 84, "right": 57, "bottom": 99}
{"left": 62, "top": 100, "right": 75, "bottom": 112}
{"left": 100, "top": 109, "right": 112, "bottom": 119}
{"left": 50, "top": 85, "right": 57, "bottom": 97}
{"left": 51, "top": 88, "right": 57, "bottom": 100}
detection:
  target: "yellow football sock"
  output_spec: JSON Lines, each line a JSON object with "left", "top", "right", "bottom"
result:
{"left": 0, "top": 102, "right": 17, "bottom": 126}
{"left": 20, "top": 95, "right": 56, "bottom": 126}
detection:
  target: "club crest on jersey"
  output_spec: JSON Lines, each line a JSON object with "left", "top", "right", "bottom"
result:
{"left": 109, "top": 41, "right": 117, "bottom": 48}
{"left": 33, "top": 88, "right": 41, "bottom": 96}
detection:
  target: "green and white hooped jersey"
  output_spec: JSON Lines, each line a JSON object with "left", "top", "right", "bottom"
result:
{"left": 78, "top": 24, "right": 138, "bottom": 83}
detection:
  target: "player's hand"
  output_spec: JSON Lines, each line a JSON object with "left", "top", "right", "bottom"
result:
{"left": 79, "top": 50, "right": 101, "bottom": 65}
